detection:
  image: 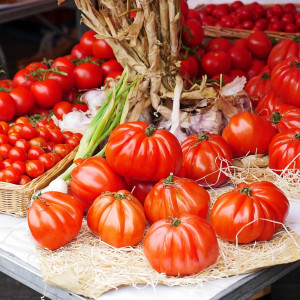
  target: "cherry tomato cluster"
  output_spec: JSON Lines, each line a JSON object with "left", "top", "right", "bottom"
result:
{"left": 198, "top": 1, "right": 300, "bottom": 33}
{"left": 0, "top": 116, "right": 82, "bottom": 184}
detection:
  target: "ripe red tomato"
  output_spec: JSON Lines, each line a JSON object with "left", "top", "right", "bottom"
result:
{"left": 100, "top": 59, "right": 123, "bottom": 78}
{"left": 17, "top": 174, "right": 31, "bottom": 185}
{"left": 11, "top": 160, "right": 26, "bottom": 175}
{"left": 268, "top": 38, "right": 300, "bottom": 70}
{"left": 103, "top": 71, "right": 123, "bottom": 87}
{"left": 0, "top": 134, "right": 8, "bottom": 145}
{"left": 38, "top": 153, "right": 55, "bottom": 171}
{"left": 70, "top": 43, "right": 88, "bottom": 59}
{"left": 53, "top": 144, "right": 71, "bottom": 159}
{"left": 9, "top": 87, "right": 34, "bottom": 117}
{"left": 53, "top": 101, "right": 73, "bottom": 120}
{"left": 20, "top": 124, "right": 38, "bottom": 140}
{"left": 12, "top": 68, "right": 37, "bottom": 89}
{"left": 182, "top": 18, "right": 204, "bottom": 47}
{"left": 2, "top": 167, "right": 20, "bottom": 183}
{"left": 178, "top": 131, "right": 232, "bottom": 188}
{"left": 92, "top": 39, "right": 115, "bottom": 60}
{"left": 143, "top": 214, "right": 219, "bottom": 276}
{"left": 25, "top": 62, "right": 48, "bottom": 72}
{"left": 205, "top": 38, "right": 232, "bottom": 52}
{"left": 201, "top": 51, "right": 231, "bottom": 77}
{"left": 74, "top": 62, "right": 104, "bottom": 90}
{"left": 125, "top": 179, "right": 156, "bottom": 205}
{"left": 228, "top": 46, "right": 252, "bottom": 71}
{"left": 246, "top": 59, "right": 265, "bottom": 79}
{"left": 210, "top": 181, "right": 289, "bottom": 243}
{"left": 256, "top": 90, "right": 284, "bottom": 116}
{"left": 27, "top": 146, "right": 45, "bottom": 160}
{"left": 271, "top": 57, "right": 300, "bottom": 107}
{"left": 144, "top": 173, "right": 210, "bottom": 223}
{"left": 30, "top": 79, "right": 63, "bottom": 108}
{"left": 222, "top": 111, "right": 276, "bottom": 158}
{"left": 8, "top": 147, "right": 27, "bottom": 161}
{"left": 87, "top": 190, "right": 146, "bottom": 247}
{"left": 269, "top": 128, "right": 300, "bottom": 174}
{"left": 27, "top": 191, "right": 83, "bottom": 250}
{"left": 0, "top": 92, "right": 16, "bottom": 122}
{"left": 80, "top": 30, "right": 96, "bottom": 56}
{"left": 46, "top": 66, "right": 75, "bottom": 94}
{"left": 106, "top": 121, "right": 183, "bottom": 182}
{"left": 52, "top": 56, "right": 75, "bottom": 71}
{"left": 26, "top": 160, "right": 45, "bottom": 178}
{"left": 69, "top": 156, "right": 127, "bottom": 212}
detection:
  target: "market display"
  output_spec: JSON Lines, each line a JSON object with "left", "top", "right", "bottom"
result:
{"left": 0, "top": 0, "right": 300, "bottom": 298}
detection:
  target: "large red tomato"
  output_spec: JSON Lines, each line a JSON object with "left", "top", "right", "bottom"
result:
{"left": 9, "top": 86, "right": 35, "bottom": 116}
{"left": 105, "top": 121, "right": 183, "bottom": 182}
{"left": 178, "top": 131, "right": 232, "bottom": 188}
{"left": 92, "top": 39, "right": 115, "bottom": 60}
{"left": 143, "top": 214, "right": 219, "bottom": 276}
{"left": 87, "top": 190, "right": 146, "bottom": 248}
{"left": 144, "top": 173, "right": 210, "bottom": 224}
{"left": 255, "top": 90, "right": 284, "bottom": 116}
{"left": 222, "top": 111, "right": 276, "bottom": 158}
{"left": 69, "top": 156, "right": 127, "bottom": 212}
{"left": 266, "top": 104, "right": 300, "bottom": 132}
{"left": 210, "top": 181, "right": 289, "bottom": 243}
{"left": 269, "top": 128, "right": 300, "bottom": 174}
{"left": 271, "top": 57, "right": 300, "bottom": 107}
{"left": 0, "top": 92, "right": 16, "bottom": 122}
{"left": 268, "top": 38, "right": 300, "bottom": 70}
{"left": 27, "top": 191, "right": 83, "bottom": 250}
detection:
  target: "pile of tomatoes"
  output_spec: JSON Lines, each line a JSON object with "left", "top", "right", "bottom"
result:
{"left": 198, "top": 1, "right": 300, "bottom": 33}
{"left": 0, "top": 116, "right": 82, "bottom": 184}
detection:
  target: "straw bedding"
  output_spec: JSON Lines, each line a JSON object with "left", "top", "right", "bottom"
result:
{"left": 38, "top": 182, "right": 300, "bottom": 299}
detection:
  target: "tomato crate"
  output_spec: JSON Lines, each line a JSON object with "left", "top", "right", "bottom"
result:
{"left": 195, "top": 3, "right": 300, "bottom": 41}
{"left": 0, "top": 147, "right": 77, "bottom": 218}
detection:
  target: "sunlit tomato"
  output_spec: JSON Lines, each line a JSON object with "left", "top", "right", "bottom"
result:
{"left": 0, "top": 121, "right": 10, "bottom": 134}
{"left": 0, "top": 134, "right": 8, "bottom": 145}
{"left": 92, "top": 38, "right": 115, "bottom": 60}
{"left": 80, "top": 30, "right": 96, "bottom": 56}
{"left": 182, "top": 18, "right": 204, "bottom": 47}
{"left": 2, "top": 159, "right": 13, "bottom": 168}
{"left": 53, "top": 144, "right": 71, "bottom": 159}
{"left": 49, "top": 152, "right": 61, "bottom": 164}
{"left": 69, "top": 156, "right": 127, "bottom": 212}
{"left": 271, "top": 57, "right": 300, "bottom": 107}
{"left": 12, "top": 160, "right": 26, "bottom": 176}
{"left": 143, "top": 214, "right": 219, "bottom": 276}
{"left": 222, "top": 111, "right": 276, "bottom": 158}
{"left": 48, "top": 128, "right": 65, "bottom": 144}
{"left": 8, "top": 147, "right": 27, "bottom": 161}
{"left": 269, "top": 129, "right": 300, "bottom": 174}
{"left": 87, "top": 190, "right": 146, "bottom": 248}
{"left": 38, "top": 153, "right": 55, "bottom": 171}
{"left": 0, "top": 92, "right": 16, "bottom": 122}
{"left": 2, "top": 167, "right": 20, "bottom": 184}
{"left": 70, "top": 43, "right": 88, "bottom": 59}
{"left": 17, "top": 174, "right": 31, "bottom": 185}
{"left": 65, "top": 135, "right": 81, "bottom": 149}
{"left": 26, "top": 160, "right": 45, "bottom": 178}
{"left": 74, "top": 62, "right": 104, "bottom": 90}
{"left": 15, "top": 139, "right": 30, "bottom": 152}
{"left": 46, "top": 66, "right": 75, "bottom": 94}
{"left": 27, "top": 146, "right": 45, "bottom": 160}
{"left": 27, "top": 191, "right": 83, "bottom": 250}
{"left": 53, "top": 101, "right": 73, "bottom": 120}
{"left": 106, "top": 121, "right": 183, "bottom": 182}
{"left": 9, "top": 87, "right": 34, "bottom": 117}
{"left": 12, "top": 68, "right": 37, "bottom": 89}
{"left": 100, "top": 59, "right": 123, "bottom": 78}
{"left": 20, "top": 124, "right": 38, "bottom": 140}
{"left": 30, "top": 79, "right": 63, "bottom": 108}
{"left": 144, "top": 173, "right": 210, "bottom": 224}
{"left": 178, "top": 131, "right": 232, "bottom": 188}
{"left": 29, "top": 137, "right": 47, "bottom": 149}
{"left": 52, "top": 56, "right": 75, "bottom": 71}
{"left": 256, "top": 90, "right": 284, "bottom": 116}
{"left": 8, "top": 132, "right": 21, "bottom": 145}
{"left": 201, "top": 51, "right": 231, "bottom": 77}
{"left": 210, "top": 181, "right": 289, "bottom": 243}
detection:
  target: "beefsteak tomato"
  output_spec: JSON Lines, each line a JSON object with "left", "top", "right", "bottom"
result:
{"left": 143, "top": 213, "right": 219, "bottom": 276}
{"left": 105, "top": 121, "right": 183, "bottom": 182}
{"left": 87, "top": 190, "right": 146, "bottom": 247}
{"left": 256, "top": 90, "right": 284, "bottom": 116}
{"left": 178, "top": 131, "right": 232, "bottom": 188}
{"left": 27, "top": 191, "right": 83, "bottom": 250}
{"left": 144, "top": 173, "right": 210, "bottom": 223}
{"left": 210, "top": 181, "right": 289, "bottom": 243}
{"left": 69, "top": 156, "right": 127, "bottom": 212}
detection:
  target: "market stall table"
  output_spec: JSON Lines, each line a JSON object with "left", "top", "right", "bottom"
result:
{"left": 0, "top": 200, "right": 300, "bottom": 300}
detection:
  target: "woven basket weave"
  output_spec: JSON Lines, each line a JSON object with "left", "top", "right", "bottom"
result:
{"left": 0, "top": 147, "right": 77, "bottom": 218}
{"left": 196, "top": 4, "right": 300, "bottom": 41}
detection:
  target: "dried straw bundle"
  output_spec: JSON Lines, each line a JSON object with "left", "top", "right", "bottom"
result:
{"left": 38, "top": 187, "right": 300, "bottom": 299}
{"left": 68, "top": 0, "right": 218, "bottom": 124}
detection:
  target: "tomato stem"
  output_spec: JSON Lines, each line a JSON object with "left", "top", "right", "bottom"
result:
{"left": 270, "top": 112, "right": 282, "bottom": 124}
{"left": 145, "top": 124, "right": 156, "bottom": 137}
{"left": 170, "top": 217, "right": 181, "bottom": 227}
{"left": 294, "top": 133, "right": 300, "bottom": 140}
{"left": 115, "top": 193, "right": 127, "bottom": 200}
{"left": 196, "top": 131, "right": 209, "bottom": 141}
{"left": 261, "top": 72, "right": 271, "bottom": 81}
{"left": 290, "top": 61, "right": 300, "bottom": 69}
{"left": 163, "top": 173, "right": 174, "bottom": 186}
{"left": 240, "top": 187, "right": 252, "bottom": 196}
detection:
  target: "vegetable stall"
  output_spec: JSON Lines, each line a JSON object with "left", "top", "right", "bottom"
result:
{"left": 0, "top": 0, "right": 300, "bottom": 299}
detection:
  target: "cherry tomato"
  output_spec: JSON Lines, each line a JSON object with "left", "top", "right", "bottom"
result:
{"left": 48, "top": 128, "right": 65, "bottom": 144}
{"left": 92, "top": 39, "right": 115, "bottom": 60}
{"left": 100, "top": 59, "right": 123, "bottom": 78}
{"left": 2, "top": 167, "right": 20, "bottom": 183}
{"left": 201, "top": 51, "right": 231, "bottom": 77}
{"left": 0, "top": 134, "right": 9, "bottom": 145}
{"left": 65, "top": 135, "right": 81, "bottom": 149}
{"left": 53, "top": 101, "right": 73, "bottom": 120}
{"left": 29, "top": 137, "right": 47, "bottom": 149}
{"left": 8, "top": 147, "right": 27, "bottom": 161}
{"left": 17, "top": 174, "right": 31, "bottom": 185}
{"left": 38, "top": 153, "right": 55, "bottom": 171}
{"left": 70, "top": 43, "right": 88, "bottom": 59}
{"left": 80, "top": 30, "right": 96, "bottom": 56}
{"left": 228, "top": 46, "right": 252, "bottom": 71}
{"left": 20, "top": 124, "right": 38, "bottom": 140}
{"left": 0, "top": 121, "right": 10, "bottom": 134}
{"left": 8, "top": 132, "right": 22, "bottom": 146}
{"left": 205, "top": 38, "right": 232, "bottom": 52}
{"left": 25, "top": 62, "right": 48, "bottom": 72}
{"left": 15, "top": 139, "right": 30, "bottom": 152}
{"left": 26, "top": 160, "right": 45, "bottom": 178}
{"left": 182, "top": 18, "right": 204, "bottom": 47}
{"left": 28, "top": 146, "right": 45, "bottom": 160}
{"left": 12, "top": 160, "right": 26, "bottom": 175}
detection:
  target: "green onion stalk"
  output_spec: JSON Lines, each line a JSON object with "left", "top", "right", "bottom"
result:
{"left": 60, "top": 66, "right": 140, "bottom": 181}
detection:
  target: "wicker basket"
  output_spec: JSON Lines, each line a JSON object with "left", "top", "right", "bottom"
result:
{"left": 196, "top": 3, "right": 300, "bottom": 41}
{"left": 0, "top": 147, "right": 77, "bottom": 218}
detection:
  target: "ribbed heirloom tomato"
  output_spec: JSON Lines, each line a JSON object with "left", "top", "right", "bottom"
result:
{"left": 143, "top": 213, "right": 219, "bottom": 276}
{"left": 27, "top": 191, "right": 83, "bottom": 250}
{"left": 69, "top": 156, "right": 127, "bottom": 212}
{"left": 87, "top": 190, "right": 146, "bottom": 248}
{"left": 105, "top": 121, "right": 183, "bottom": 182}
{"left": 178, "top": 131, "right": 232, "bottom": 188}
{"left": 144, "top": 173, "right": 210, "bottom": 223}
{"left": 210, "top": 181, "right": 289, "bottom": 244}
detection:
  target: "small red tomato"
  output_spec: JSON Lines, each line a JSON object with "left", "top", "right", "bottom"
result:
{"left": 8, "top": 147, "right": 27, "bottom": 161}
{"left": 53, "top": 101, "right": 73, "bottom": 120}
{"left": 26, "top": 160, "right": 45, "bottom": 178}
